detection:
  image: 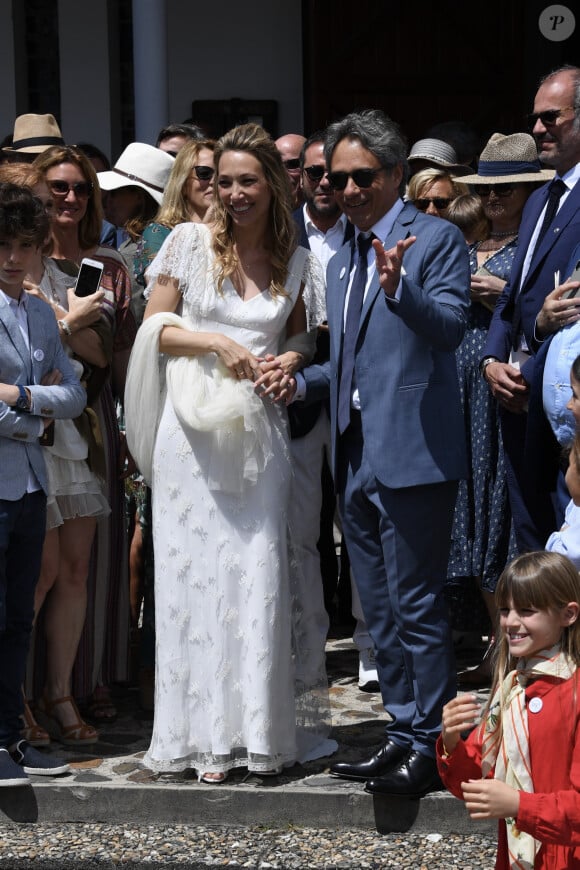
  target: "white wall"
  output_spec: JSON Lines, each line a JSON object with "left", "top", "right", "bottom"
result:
{"left": 165, "top": 0, "right": 304, "bottom": 136}
{"left": 58, "top": 0, "right": 113, "bottom": 155}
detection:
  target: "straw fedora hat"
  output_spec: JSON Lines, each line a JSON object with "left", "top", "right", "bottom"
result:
{"left": 407, "top": 138, "right": 473, "bottom": 176}
{"left": 461, "top": 133, "right": 554, "bottom": 184}
{"left": 3, "top": 113, "right": 64, "bottom": 155}
{"left": 97, "top": 142, "right": 175, "bottom": 205}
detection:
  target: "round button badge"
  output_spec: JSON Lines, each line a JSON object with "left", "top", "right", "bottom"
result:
{"left": 538, "top": 5, "right": 576, "bottom": 41}
{"left": 529, "top": 697, "right": 543, "bottom": 714}
{"left": 33, "top": 348, "right": 45, "bottom": 362}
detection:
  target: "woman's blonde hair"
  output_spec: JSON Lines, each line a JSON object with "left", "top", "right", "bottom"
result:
{"left": 211, "top": 123, "right": 296, "bottom": 297}
{"left": 491, "top": 551, "right": 580, "bottom": 689}
{"left": 33, "top": 145, "right": 103, "bottom": 251}
{"left": 155, "top": 138, "right": 215, "bottom": 228}
{"left": 407, "top": 167, "right": 468, "bottom": 203}
{"left": 0, "top": 163, "right": 44, "bottom": 188}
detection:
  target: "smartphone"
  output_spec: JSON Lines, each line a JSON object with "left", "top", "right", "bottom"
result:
{"left": 74, "top": 257, "right": 104, "bottom": 297}
{"left": 562, "top": 261, "right": 580, "bottom": 299}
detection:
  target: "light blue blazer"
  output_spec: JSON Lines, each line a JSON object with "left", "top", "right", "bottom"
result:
{"left": 304, "top": 201, "right": 470, "bottom": 489}
{"left": 0, "top": 293, "right": 86, "bottom": 500}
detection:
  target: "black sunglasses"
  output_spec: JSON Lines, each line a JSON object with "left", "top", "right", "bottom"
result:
{"left": 327, "top": 167, "right": 383, "bottom": 191}
{"left": 48, "top": 180, "right": 93, "bottom": 198}
{"left": 474, "top": 184, "right": 514, "bottom": 198}
{"left": 192, "top": 165, "right": 214, "bottom": 182}
{"left": 282, "top": 158, "right": 301, "bottom": 170}
{"left": 527, "top": 106, "right": 575, "bottom": 128}
{"left": 414, "top": 197, "right": 452, "bottom": 211}
{"left": 303, "top": 165, "right": 328, "bottom": 182}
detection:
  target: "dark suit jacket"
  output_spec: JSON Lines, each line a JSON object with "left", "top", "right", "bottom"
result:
{"left": 483, "top": 177, "right": 580, "bottom": 384}
{"left": 287, "top": 207, "right": 353, "bottom": 439}
{"left": 303, "top": 201, "right": 470, "bottom": 488}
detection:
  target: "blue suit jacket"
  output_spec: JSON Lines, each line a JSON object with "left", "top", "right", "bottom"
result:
{"left": 303, "top": 201, "right": 470, "bottom": 489}
{"left": 483, "top": 178, "right": 580, "bottom": 383}
{"left": 0, "top": 293, "right": 86, "bottom": 500}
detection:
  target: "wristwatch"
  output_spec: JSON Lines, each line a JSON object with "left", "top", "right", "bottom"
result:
{"left": 479, "top": 356, "right": 498, "bottom": 378}
{"left": 15, "top": 384, "right": 30, "bottom": 412}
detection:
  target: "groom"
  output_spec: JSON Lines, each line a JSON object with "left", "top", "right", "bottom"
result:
{"left": 292, "top": 109, "right": 470, "bottom": 797}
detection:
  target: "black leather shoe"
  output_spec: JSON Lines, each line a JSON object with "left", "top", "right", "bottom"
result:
{"left": 365, "top": 750, "right": 442, "bottom": 797}
{"left": 330, "top": 740, "right": 409, "bottom": 782}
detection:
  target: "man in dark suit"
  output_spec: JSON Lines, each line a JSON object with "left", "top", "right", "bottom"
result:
{"left": 291, "top": 109, "right": 470, "bottom": 796}
{"left": 481, "top": 65, "right": 580, "bottom": 551}
{"left": 288, "top": 132, "right": 364, "bottom": 688}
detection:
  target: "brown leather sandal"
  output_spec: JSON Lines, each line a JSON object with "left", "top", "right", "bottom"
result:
{"left": 20, "top": 700, "right": 50, "bottom": 747}
{"left": 36, "top": 695, "right": 99, "bottom": 746}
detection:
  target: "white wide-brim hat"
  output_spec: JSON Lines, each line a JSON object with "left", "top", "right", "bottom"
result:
{"left": 97, "top": 142, "right": 175, "bottom": 204}
{"left": 460, "top": 133, "right": 554, "bottom": 184}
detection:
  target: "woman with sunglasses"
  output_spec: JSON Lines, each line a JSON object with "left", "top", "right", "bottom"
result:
{"left": 134, "top": 139, "right": 216, "bottom": 311}
{"left": 32, "top": 145, "right": 137, "bottom": 728}
{"left": 125, "top": 123, "right": 333, "bottom": 783}
{"left": 407, "top": 167, "right": 468, "bottom": 217}
{"left": 447, "top": 133, "right": 552, "bottom": 688}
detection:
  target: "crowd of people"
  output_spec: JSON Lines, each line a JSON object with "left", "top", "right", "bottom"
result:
{"left": 1, "top": 61, "right": 580, "bottom": 867}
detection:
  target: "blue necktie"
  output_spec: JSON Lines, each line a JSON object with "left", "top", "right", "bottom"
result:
{"left": 535, "top": 178, "right": 566, "bottom": 251}
{"left": 338, "top": 233, "right": 374, "bottom": 434}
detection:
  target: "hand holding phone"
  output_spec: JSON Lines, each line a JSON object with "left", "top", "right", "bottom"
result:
{"left": 74, "top": 257, "right": 104, "bottom": 297}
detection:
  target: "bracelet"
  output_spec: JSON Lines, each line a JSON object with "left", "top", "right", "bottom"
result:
{"left": 440, "top": 738, "right": 453, "bottom": 758}
{"left": 58, "top": 319, "right": 72, "bottom": 336}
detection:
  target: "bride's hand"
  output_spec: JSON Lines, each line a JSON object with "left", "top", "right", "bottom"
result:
{"left": 254, "top": 355, "right": 292, "bottom": 402}
{"left": 212, "top": 334, "right": 261, "bottom": 380}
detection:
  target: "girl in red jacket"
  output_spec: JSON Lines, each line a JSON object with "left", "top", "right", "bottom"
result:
{"left": 438, "top": 550, "right": 580, "bottom": 870}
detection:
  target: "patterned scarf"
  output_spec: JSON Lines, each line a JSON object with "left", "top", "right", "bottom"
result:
{"left": 481, "top": 644, "right": 575, "bottom": 870}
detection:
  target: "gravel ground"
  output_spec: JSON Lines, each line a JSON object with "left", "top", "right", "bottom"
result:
{"left": 0, "top": 823, "right": 497, "bottom": 868}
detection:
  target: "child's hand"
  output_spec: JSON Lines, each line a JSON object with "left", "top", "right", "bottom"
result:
{"left": 441, "top": 694, "right": 481, "bottom": 754}
{"left": 461, "top": 779, "right": 520, "bottom": 819}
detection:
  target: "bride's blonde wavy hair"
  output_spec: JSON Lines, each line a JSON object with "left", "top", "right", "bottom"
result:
{"left": 211, "top": 123, "right": 297, "bottom": 298}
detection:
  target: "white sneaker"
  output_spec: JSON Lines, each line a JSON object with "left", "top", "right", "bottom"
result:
{"left": 358, "top": 647, "right": 379, "bottom": 692}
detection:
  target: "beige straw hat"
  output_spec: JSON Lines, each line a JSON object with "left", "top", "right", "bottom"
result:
{"left": 461, "top": 133, "right": 554, "bottom": 184}
{"left": 3, "top": 113, "right": 65, "bottom": 155}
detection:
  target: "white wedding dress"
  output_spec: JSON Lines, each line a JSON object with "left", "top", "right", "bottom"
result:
{"left": 126, "top": 223, "right": 334, "bottom": 775}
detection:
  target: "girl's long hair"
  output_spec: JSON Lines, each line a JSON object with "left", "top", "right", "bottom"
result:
{"left": 491, "top": 551, "right": 580, "bottom": 691}
{"left": 211, "top": 123, "right": 296, "bottom": 298}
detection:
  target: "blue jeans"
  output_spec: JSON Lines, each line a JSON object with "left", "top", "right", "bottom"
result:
{"left": 0, "top": 491, "right": 46, "bottom": 748}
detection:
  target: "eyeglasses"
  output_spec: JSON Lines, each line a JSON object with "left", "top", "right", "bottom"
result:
{"left": 282, "top": 158, "right": 301, "bottom": 171}
{"left": 527, "top": 106, "right": 576, "bottom": 127}
{"left": 474, "top": 184, "right": 514, "bottom": 198}
{"left": 327, "top": 168, "right": 383, "bottom": 191}
{"left": 48, "top": 180, "right": 93, "bottom": 198}
{"left": 191, "top": 165, "right": 214, "bottom": 182}
{"left": 414, "top": 197, "right": 452, "bottom": 211}
{"left": 303, "top": 165, "right": 328, "bottom": 182}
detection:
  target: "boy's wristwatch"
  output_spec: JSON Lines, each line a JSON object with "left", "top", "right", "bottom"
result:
{"left": 15, "top": 385, "right": 31, "bottom": 412}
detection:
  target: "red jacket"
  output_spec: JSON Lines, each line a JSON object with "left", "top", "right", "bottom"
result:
{"left": 437, "top": 675, "right": 580, "bottom": 869}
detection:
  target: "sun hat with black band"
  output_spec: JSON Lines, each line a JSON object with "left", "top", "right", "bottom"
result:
{"left": 407, "top": 137, "right": 473, "bottom": 176}
{"left": 2, "top": 113, "right": 64, "bottom": 155}
{"left": 97, "top": 142, "right": 175, "bottom": 205}
{"left": 460, "top": 132, "right": 554, "bottom": 185}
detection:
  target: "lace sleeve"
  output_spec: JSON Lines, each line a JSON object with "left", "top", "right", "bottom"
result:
{"left": 145, "top": 222, "right": 210, "bottom": 297}
{"left": 300, "top": 249, "right": 327, "bottom": 331}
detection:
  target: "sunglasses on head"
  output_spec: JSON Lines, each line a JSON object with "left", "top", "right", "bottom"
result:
{"left": 303, "top": 165, "right": 328, "bottom": 182}
{"left": 474, "top": 184, "right": 514, "bottom": 197}
{"left": 527, "top": 106, "right": 575, "bottom": 128}
{"left": 282, "top": 158, "right": 301, "bottom": 171}
{"left": 192, "top": 165, "right": 214, "bottom": 181}
{"left": 327, "top": 167, "right": 383, "bottom": 191}
{"left": 414, "top": 197, "right": 452, "bottom": 211}
{"left": 48, "top": 180, "right": 93, "bottom": 198}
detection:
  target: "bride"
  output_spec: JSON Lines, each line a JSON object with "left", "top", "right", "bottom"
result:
{"left": 125, "top": 123, "right": 335, "bottom": 782}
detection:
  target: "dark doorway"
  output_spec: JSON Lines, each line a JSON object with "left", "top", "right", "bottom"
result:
{"left": 302, "top": 0, "right": 580, "bottom": 154}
